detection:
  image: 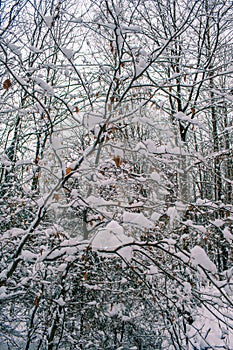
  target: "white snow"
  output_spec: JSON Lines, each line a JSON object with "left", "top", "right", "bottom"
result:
{"left": 174, "top": 111, "right": 189, "bottom": 121}
{"left": 138, "top": 57, "right": 147, "bottom": 69}
{"left": 15, "top": 75, "right": 28, "bottom": 86}
{"left": 223, "top": 227, "right": 233, "bottom": 243}
{"left": 7, "top": 43, "right": 22, "bottom": 57}
{"left": 62, "top": 48, "right": 74, "bottom": 60}
{"left": 183, "top": 281, "right": 192, "bottom": 295}
{"left": 83, "top": 113, "right": 103, "bottom": 130}
{"left": 226, "top": 94, "right": 233, "bottom": 102}
{"left": 55, "top": 297, "right": 66, "bottom": 306}
{"left": 183, "top": 220, "right": 207, "bottom": 234}
{"left": 0, "top": 286, "right": 7, "bottom": 296}
{"left": 40, "top": 247, "right": 67, "bottom": 261}
{"left": 51, "top": 136, "right": 63, "bottom": 152}
{"left": 86, "top": 195, "right": 113, "bottom": 208}
{"left": 188, "top": 301, "right": 233, "bottom": 350}
{"left": 28, "top": 45, "right": 42, "bottom": 53}
{"left": 154, "top": 145, "right": 167, "bottom": 154}
{"left": 21, "top": 250, "right": 37, "bottom": 262}
{"left": 144, "top": 139, "right": 157, "bottom": 153}
{"left": 33, "top": 77, "right": 55, "bottom": 95}
{"left": 44, "top": 16, "right": 53, "bottom": 28}
{"left": 8, "top": 228, "right": 25, "bottom": 237}
{"left": 190, "top": 246, "right": 217, "bottom": 273}
{"left": 151, "top": 212, "right": 161, "bottom": 222}
{"left": 135, "top": 142, "right": 147, "bottom": 154}
{"left": 116, "top": 28, "right": 123, "bottom": 52}
{"left": 91, "top": 220, "right": 133, "bottom": 250}
{"left": 56, "top": 263, "right": 67, "bottom": 272}
{"left": 106, "top": 302, "right": 125, "bottom": 317}
{"left": 72, "top": 16, "right": 83, "bottom": 23}
{"left": 122, "top": 212, "right": 154, "bottom": 229}
{"left": 147, "top": 265, "right": 158, "bottom": 275}
{"left": 175, "top": 201, "right": 188, "bottom": 211}
{"left": 211, "top": 219, "right": 225, "bottom": 227}
{"left": 166, "top": 206, "right": 179, "bottom": 226}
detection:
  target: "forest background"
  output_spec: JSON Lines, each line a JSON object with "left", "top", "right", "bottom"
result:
{"left": 0, "top": 0, "right": 233, "bottom": 349}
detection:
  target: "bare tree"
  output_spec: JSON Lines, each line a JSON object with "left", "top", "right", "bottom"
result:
{"left": 0, "top": 1, "right": 233, "bottom": 349}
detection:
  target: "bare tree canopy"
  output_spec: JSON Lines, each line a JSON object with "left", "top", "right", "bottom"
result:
{"left": 0, "top": 0, "right": 233, "bottom": 349}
